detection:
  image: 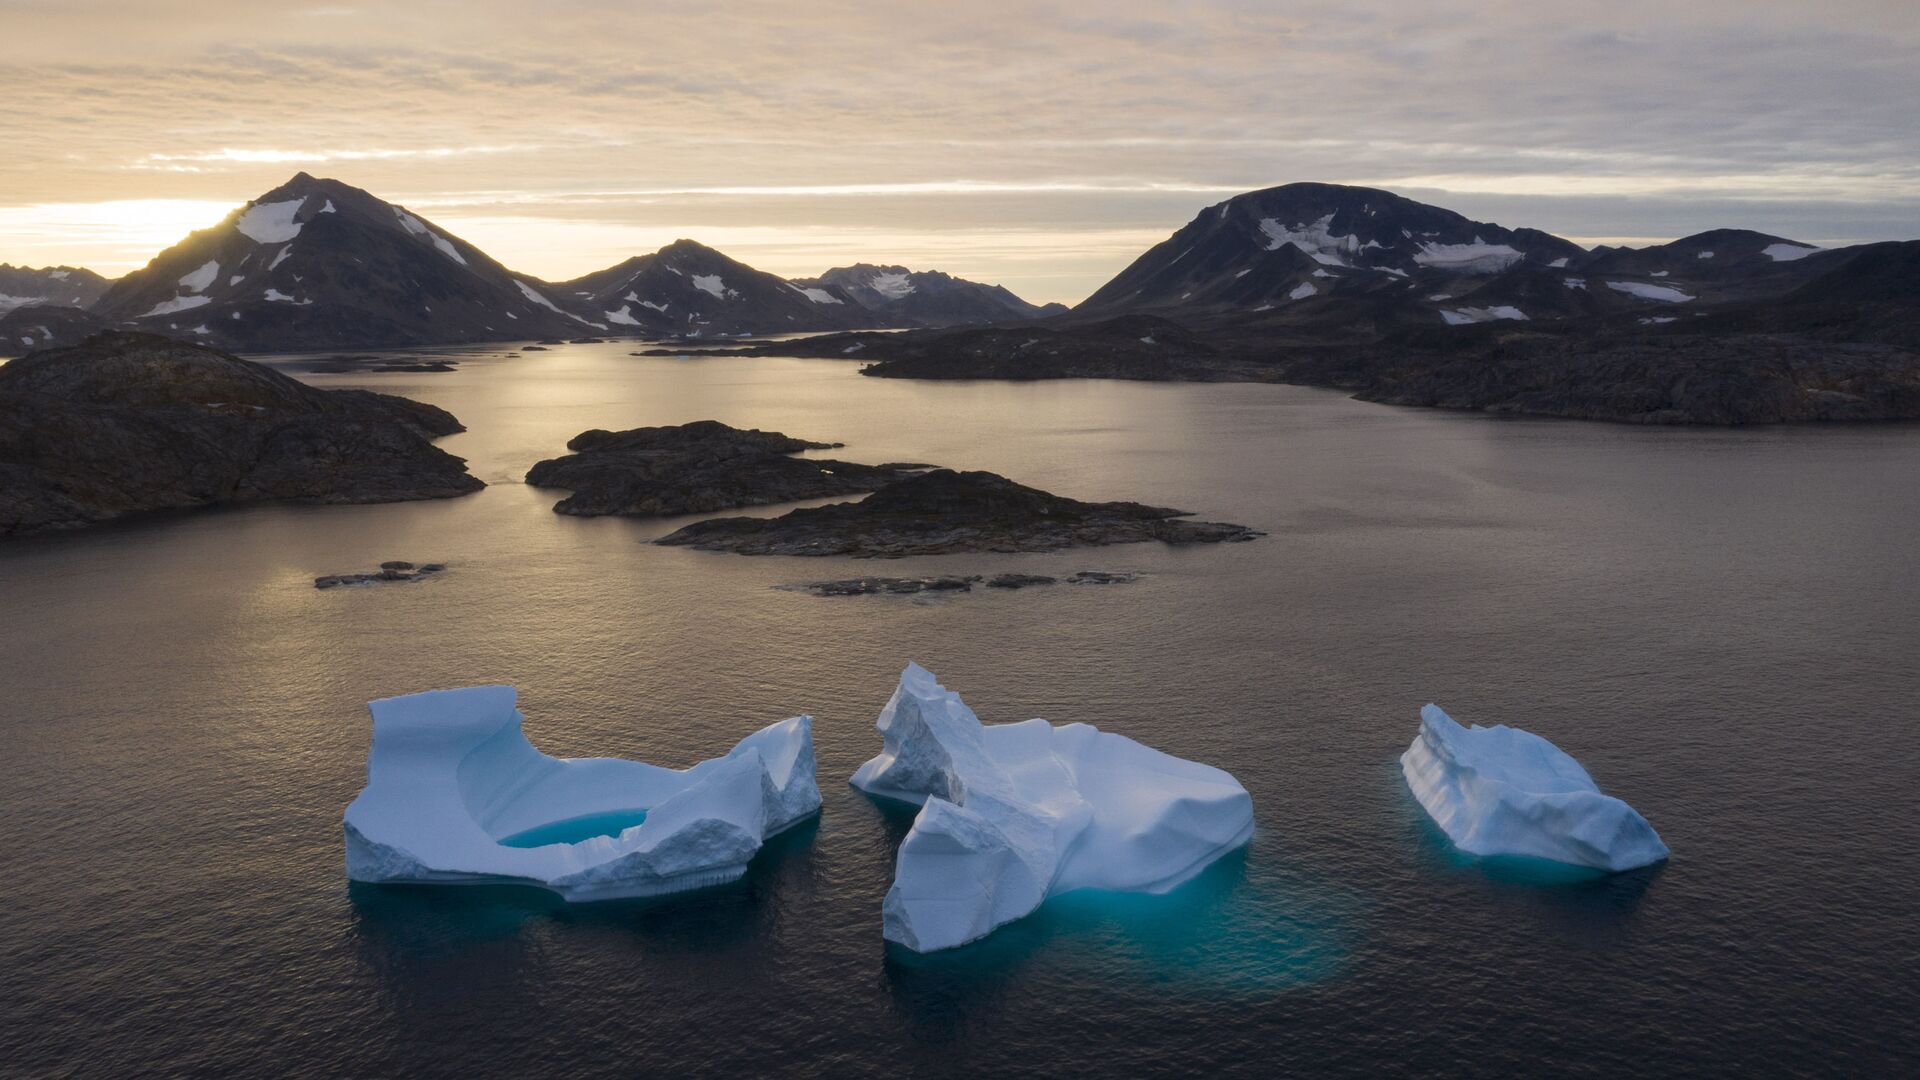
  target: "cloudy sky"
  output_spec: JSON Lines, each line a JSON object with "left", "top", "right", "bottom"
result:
{"left": 2, "top": 0, "right": 1915, "bottom": 302}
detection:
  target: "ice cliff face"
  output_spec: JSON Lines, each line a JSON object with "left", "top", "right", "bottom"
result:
{"left": 852, "top": 664, "right": 1254, "bottom": 952}
{"left": 1401, "top": 704, "right": 1668, "bottom": 873}
{"left": 343, "top": 685, "right": 820, "bottom": 900}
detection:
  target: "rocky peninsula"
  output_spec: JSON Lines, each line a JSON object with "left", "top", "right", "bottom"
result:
{"left": 0, "top": 332, "right": 482, "bottom": 537}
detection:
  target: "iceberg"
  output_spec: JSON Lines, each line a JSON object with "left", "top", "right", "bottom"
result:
{"left": 851, "top": 664, "right": 1254, "bottom": 952}
{"left": 344, "top": 686, "right": 820, "bottom": 900}
{"left": 1401, "top": 704, "right": 1668, "bottom": 872}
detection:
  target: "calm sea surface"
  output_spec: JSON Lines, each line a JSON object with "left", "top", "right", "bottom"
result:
{"left": 2, "top": 344, "right": 1916, "bottom": 1077}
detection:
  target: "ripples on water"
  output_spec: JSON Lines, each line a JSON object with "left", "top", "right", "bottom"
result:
{"left": 2, "top": 344, "right": 1916, "bottom": 1076}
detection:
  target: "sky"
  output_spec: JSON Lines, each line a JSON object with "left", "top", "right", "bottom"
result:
{"left": 1, "top": 0, "right": 1915, "bottom": 304}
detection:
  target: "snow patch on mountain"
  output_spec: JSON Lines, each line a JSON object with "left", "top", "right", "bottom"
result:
{"left": 178, "top": 260, "right": 220, "bottom": 293}
{"left": 605, "top": 305, "right": 641, "bottom": 326}
{"left": 268, "top": 246, "right": 294, "bottom": 272}
{"left": 1763, "top": 242, "right": 1821, "bottom": 262}
{"left": 140, "top": 295, "right": 212, "bottom": 318}
{"left": 692, "top": 274, "right": 736, "bottom": 300}
{"left": 1606, "top": 281, "right": 1695, "bottom": 302}
{"left": 1257, "top": 214, "right": 1360, "bottom": 266}
{"left": 394, "top": 209, "right": 467, "bottom": 266}
{"left": 1288, "top": 281, "right": 1318, "bottom": 300}
{"left": 788, "top": 283, "right": 843, "bottom": 304}
{"left": 235, "top": 199, "right": 305, "bottom": 244}
{"left": 1413, "top": 239, "right": 1523, "bottom": 273}
{"left": 1441, "top": 305, "right": 1528, "bottom": 325}
{"left": 869, "top": 271, "right": 915, "bottom": 299}
{"left": 515, "top": 279, "right": 567, "bottom": 313}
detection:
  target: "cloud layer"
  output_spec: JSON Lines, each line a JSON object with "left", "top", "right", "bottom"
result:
{"left": 2, "top": 0, "right": 1914, "bottom": 300}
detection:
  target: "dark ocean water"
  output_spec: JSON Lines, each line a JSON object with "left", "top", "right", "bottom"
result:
{"left": 2, "top": 344, "right": 1916, "bottom": 1077}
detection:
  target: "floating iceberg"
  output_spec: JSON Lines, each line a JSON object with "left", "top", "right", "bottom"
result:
{"left": 344, "top": 686, "right": 820, "bottom": 900}
{"left": 852, "top": 664, "right": 1254, "bottom": 952}
{"left": 1401, "top": 704, "right": 1668, "bottom": 872}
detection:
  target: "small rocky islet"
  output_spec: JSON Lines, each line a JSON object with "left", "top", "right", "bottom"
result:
{"left": 656, "top": 467, "right": 1262, "bottom": 557}
{"left": 314, "top": 561, "right": 448, "bottom": 588}
{"left": 523, "top": 419, "right": 935, "bottom": 517}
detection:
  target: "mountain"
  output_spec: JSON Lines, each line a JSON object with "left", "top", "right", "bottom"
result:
{"left": 0, "top": 264, "right": 113, "bottom": 314}
{"left": 1076, "top": 182, "right": 1584, "bottom": 319}
{"left": 90, "top": 173, "right": 595, "bottom": 351}
{"left": 790, "top": 264, "right": 1067, "bottom": 327}
{"left": 557, "top": 240, "right": 868, "bottom": 338}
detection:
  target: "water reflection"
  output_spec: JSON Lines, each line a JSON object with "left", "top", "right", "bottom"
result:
{"left": 880, "top": 834, "right": 1351, "bottom": 1044}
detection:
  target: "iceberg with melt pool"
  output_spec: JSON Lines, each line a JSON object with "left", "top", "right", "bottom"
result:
{"left": 852, "top": 663, "right": 1254, "bottom": 952}
{"left": 1401, "top": 703, "right": 1668, "bottom": 872}
{"left": 344, "top": 685, "right": 820, "bottom": 900}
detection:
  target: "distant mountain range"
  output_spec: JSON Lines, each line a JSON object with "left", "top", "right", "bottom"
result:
{"left": 0, "top": 264, "right": 112, "bottom": 315}
{"left": 793, "top": 264, "right": 1067, "bottom": 326}
{"left": 0, "top": 174, "right": 1063, "bottom": 355}
{"left": 665, "top": 182, "right": 1920, "bottom": 424}
{"left": 6, "top": 174, "right": 1917, "bottom": 425}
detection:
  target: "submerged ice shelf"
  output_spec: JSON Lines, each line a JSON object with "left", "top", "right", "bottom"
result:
{"left": 343, "top": 686, "right": 820, "bottom": 900}
{"left": 852, "top": 664, "right": 1255, "bottom": 952}
{"left": 1401, "top": 704, "right": 1668, "bottom": 873}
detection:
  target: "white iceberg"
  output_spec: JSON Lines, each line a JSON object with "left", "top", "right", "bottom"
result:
{"left": 344, "top": 686, "right": 820, "bottom": 900}
{"left": 851, "top": 664, "right": 1254, "bottom": 952}
{"left": 1401, "top": 704, "right": 1668, "bottom": 872}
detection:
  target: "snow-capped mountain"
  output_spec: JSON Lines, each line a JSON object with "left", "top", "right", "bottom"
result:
{"left": 790, "top": 264, "right": 1066, "bottom": 327}
{"left": 1076, "top": 182, "right": 1584, "bottom": 318}
{"left": 90, "top": 173, "right": 595, "bottom": 350}
{"left": 0, "top": 264, "right": 113, "bottom": 315}
{"left": 557, "top": 240, "right": 872, "bottom": 338}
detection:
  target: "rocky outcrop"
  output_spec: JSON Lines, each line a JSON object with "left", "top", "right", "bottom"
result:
{"left": 0, "top": 332, "right": 482, "bottom": 537}
{"left": 525, "top": 419, "right": 933, "bottom": 516}
{"left": 656, "top": 469, "right": 1261, "bottom": 556}
{"left": 314, "top": 561, "right": 448, "bottom": 588}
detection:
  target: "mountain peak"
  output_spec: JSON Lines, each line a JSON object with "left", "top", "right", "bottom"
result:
{"left": 1078, "top": 181, "right": 1584, "bottom": 316}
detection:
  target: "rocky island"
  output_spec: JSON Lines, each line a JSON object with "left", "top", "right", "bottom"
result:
{"left": 0, "top": 332, "right": 482, "bottom": 537}
{"left": 524, "top": 419, "right": 933, "bottom": 516}
{"left": 656, "top": 469, "right": 1260, "bottom": 556}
